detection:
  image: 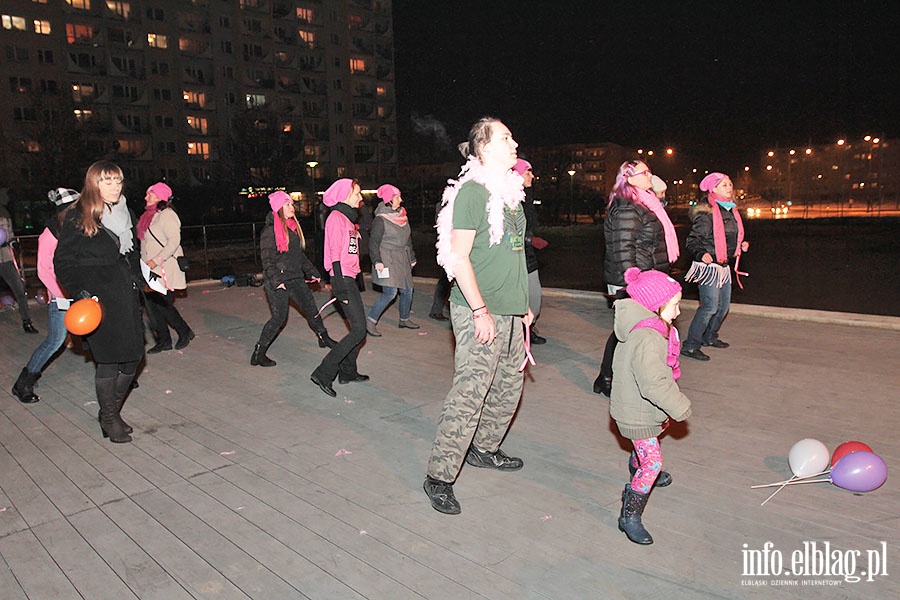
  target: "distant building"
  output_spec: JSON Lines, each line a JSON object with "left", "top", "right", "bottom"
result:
{"left": 0, "top": 0, "right": 397, "bottom": 222}
{"left": 758, "top": 138, "right": 898, "bottom": 214}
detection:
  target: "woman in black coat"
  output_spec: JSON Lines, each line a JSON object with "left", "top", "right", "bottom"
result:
{"left": 250, "top": 191, "right": 337, "bottom": 367}
{"left": 55, "top": 161, "right": 145, "bottom": 443}
{"left": 594, "top": 160, "right": 680, "bottom": 396}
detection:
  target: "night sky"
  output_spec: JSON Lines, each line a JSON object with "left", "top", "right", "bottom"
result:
{"left": 392, "top": 1, "right": 900, "bottom": 172}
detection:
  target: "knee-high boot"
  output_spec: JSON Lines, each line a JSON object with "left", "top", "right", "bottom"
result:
{"left": 96, "top": 376, "right": 132, "bottom": 443}
{"left": 114, "top": 372, "right": 135, "bottom": 434}
{"left": 618, "top": 485, "right": 653, "bottom": 545}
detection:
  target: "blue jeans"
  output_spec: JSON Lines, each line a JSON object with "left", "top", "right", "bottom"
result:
{"left": 684, "top": 280, "right": 732, "bottom": 351}
{"left": 368, "top": 286, "right": 413, "bottom": 322}
{"left": 25, "top": 299, "right": 68, "bottom": 373}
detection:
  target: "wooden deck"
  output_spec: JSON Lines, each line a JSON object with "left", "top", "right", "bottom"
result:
{"left": 2, "top": 280, "right": 898, "bottom": 599}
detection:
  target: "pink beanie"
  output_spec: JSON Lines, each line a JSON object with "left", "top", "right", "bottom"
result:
{"left": 323, "top": 178, "right": 354, "bottom": 207}
{"left": 699, "top": 172, "right": 728, "bottom": 192}
{"left": 147, "top": 182, "right": 172, "bottom": 201}
{"left": 268, "top": 190, "right": 292, "bottom": 212}
{"left": 376, "top": 184, "right": 400, "bottom": 203}
{"left": 513, "top": 159, "right": 532, "bottom": 175}
{"left": 624, "top": 267, "right": 682, "bottom": 312}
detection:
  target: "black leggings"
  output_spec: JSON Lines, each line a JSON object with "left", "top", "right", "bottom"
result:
{"left": 257, "top": 278, "right": 325, "bottom": 348}
{"left": 96, "top": 360, "right": 139, "bottom": 379}
{"left": 313, "top": 276, "right": 366, "bottom": 382}
{"left": 599, "top": 288, "right": 630, "bottom": 376}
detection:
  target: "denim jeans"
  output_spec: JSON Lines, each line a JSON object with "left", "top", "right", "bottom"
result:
{"left": 25, "top": 299, "right": 68, "bottom": 373}
{"left": 368, "top": 285, "right": 413, "bottom": 322}
{"left": 684, "top": 280, "right": 732, "bottom": 351}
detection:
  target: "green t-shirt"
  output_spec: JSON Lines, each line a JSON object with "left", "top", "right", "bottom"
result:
{"left": 448, "top": 180, "right": 528, "bottom": 315}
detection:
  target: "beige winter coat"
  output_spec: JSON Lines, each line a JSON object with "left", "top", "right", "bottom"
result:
{"left": 140, "top": 207, "right": 186, "bottom": 290}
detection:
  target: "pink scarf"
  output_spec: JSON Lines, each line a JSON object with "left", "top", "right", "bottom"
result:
{"left": 274, "top": 212, "right": 299, "bottom": 252}
{"left": 632, "top": 317, "right": 681, "bottom": 381}
{"left": 136, "top": 204, "right": 158, "bottom": 240}
{"left": 378, "top": 206, "right": 408, "bottom": 227}
{"left": 636, "top": 188, "right": 679, "bottom": 263}
{"left": 708, "top": 192, "right": 745, "bottom": 263}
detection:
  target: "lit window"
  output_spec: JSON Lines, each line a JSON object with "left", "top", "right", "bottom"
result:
{"left": 296, "top": 8, "right": 313, "bottom": 22}
{"left": 67, "top": 0, "right": 91, "bottom": 9}
{"left": 33, "top": 20, "right": 51, "bottom": 34}
{"left": 245, "top": 93, "right": 266, "bottom": 108}
{"left": 71, "top": 82, "right": 95, "bottom": 101}
{"left": 354, "top": 125, "right": 370, "bottom": 136}
{"left": 26, "top": 140, "right": 41, "bottom": 153}
{"left": 106, "top": 1, "right": 131, "bottom": 18}
{"left": 186, "top": 116, "right": 208, "bottom": 134}
{"left": 350, "top": 59, "right": 366, "bottom": 74}
{"left": 66, "top": 23, "right": 95, "bottom": 43}
{"left": 187, "top": 141, "right": 210, "bottom": 158}
{"left": 282, "top": 123, "right": 292, "bottom": 133}
{"left": 3, "top": 15, "right": 28, "bottom": 31}
{"left": 348, "top": 14, "right": 362, "bottom": 29}
{"left": 376, "top": 86, "right": 385, "bottom": 96}
{"left": 299, "top": 30, "right": 315, "bottom": 47}
{"left": 147, "top": 33, "right": 167, "bottom": 48}
{"left": 182, "top": 90, "right": 207, "bottom": 107}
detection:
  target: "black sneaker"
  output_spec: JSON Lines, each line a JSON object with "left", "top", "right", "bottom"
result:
{"left": 702, "top": 339, "right": 730, "bottom": 349}
{"left": 529, "top": 328, "right": 547, "bottom": 345}
{"left": 423, "top": 476, "right": 461, "bottom": 514}
{"left": 465, "top": 447, "right": 524, "bottom": 471}
{"left": 680, "top": 347, "right": 710, "bottom": 361}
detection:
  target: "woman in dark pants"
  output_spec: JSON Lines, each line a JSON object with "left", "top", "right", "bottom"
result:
{"left": 55, "top": 161, "right": 145, "bottom": 443}
{"left": 251, "top": 190, "right": 336, "bottom": 367}
{"left": 310, "top": 179, "right": 369, "bottom": 397}
{"left": 593, "top": 161, "right": 679, "bottom": 396}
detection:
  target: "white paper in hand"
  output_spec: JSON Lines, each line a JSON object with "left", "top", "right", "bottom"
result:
{"left": 141, "top": 260, "right": 168, "bottom": 294}
{"left": 377, "top": 267, "right": 390, "bottom": 278}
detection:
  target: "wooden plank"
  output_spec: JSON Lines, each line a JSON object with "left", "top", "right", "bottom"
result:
{"left": 0, "top": 529, "right": 81, "bottom": 599}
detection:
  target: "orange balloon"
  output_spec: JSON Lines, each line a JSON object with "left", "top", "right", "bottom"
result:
{"left": 65, "top": 298, "right": 103, "bottom": 335}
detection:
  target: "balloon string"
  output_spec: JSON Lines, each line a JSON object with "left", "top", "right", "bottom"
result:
{"left": 315, "top": 297, "right": 338, "bottom": 319}
{"left": 518, "top": 323, "right": 536, "bottom": 372}
{"left": 760, "top": 475, "right": 797, "bottom": 506}
{"left": 751, "top": 469, "right": 831, "bottom": 488}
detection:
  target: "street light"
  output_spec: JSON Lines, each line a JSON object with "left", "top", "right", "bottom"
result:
{"left": 567, "top": 169, "right": 576, "bottom": 224}
{"left": 306, "top": 160, "right": 319, "bottom": 200}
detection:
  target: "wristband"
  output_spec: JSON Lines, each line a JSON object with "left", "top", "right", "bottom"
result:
{"left": 471, "top": 305, "right": 486, "bottom": 313}
{"left": 473, "top": 311, "right": 490, "bottom": 320}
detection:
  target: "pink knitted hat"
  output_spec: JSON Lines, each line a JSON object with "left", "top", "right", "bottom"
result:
{"left": 323, "top": 178, "right": 354, "bottom": 207}
{"left": 268, "top": 190, "right": 292, "bottom": 212}
{"left": 624, "top": 267, "right": 682, "bottom": 312}
{"left": 513, "top": 159, "right": 532, "bottom": 175}
{"left": 699, "top": 172, "right": 727, "bottom": 192}
{"left": 376, "top": 184, "right": 400, "bottom": 203}
{"left": 147, "top": 182, "right": 173, "bottom": 201}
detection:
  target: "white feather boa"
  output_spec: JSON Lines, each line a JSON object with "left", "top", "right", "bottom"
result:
{"left": 435, "top": 158, "right": 525, "bottom": 280}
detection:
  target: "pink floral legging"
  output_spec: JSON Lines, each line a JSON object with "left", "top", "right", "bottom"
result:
{"left": 630, "top": 437, "right": 662, "bottom": 494}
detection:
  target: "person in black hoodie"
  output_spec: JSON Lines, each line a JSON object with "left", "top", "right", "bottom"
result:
{"left": 251, "top": 191, "right": 337, "bottom": 367}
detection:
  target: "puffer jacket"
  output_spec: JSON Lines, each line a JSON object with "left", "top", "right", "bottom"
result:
{"left": 610, "top": 298, "right": 692, "bottom": 440}
{"left": 259, "top": 212, "right": 320, "bottom": 287}
{"left": 603, "top": 196, "right": 670, "bottom": 287}
{"left": 686, "top": 202, "right": 740, "bottom": 263}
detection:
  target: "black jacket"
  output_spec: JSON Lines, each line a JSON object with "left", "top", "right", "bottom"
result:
{"left": 259, "top": 212, "right": 320, "bottom": 287}
{"left": 686, "top": 202, "right": 740, "bottom": 263}
{"left": 603, "top": 196, "right": 671, "bottom": 287}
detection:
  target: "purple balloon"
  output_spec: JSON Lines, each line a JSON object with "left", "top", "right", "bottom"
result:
{"left": 0, "top": 294, "right": 15, "bottom": 307}
{"left": 830, "top": 451, "right": 887, "bottom": 492}
{"left": 0, "top": 228, "right": 7, "bottom": 245}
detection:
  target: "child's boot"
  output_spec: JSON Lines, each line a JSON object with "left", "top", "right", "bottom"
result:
{"left": 618, "top": 485, "right": 653, "bottom": 545}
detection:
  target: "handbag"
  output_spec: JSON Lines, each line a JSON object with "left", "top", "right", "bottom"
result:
{"left": 148, "top": 227, "right": 188, "bottom": 272}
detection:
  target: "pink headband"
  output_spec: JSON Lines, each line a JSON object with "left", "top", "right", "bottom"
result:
{"left": 323, "top": 178, "right": 355, "bottom": 207}
{"left": 147, "top": 182, "right": 172, "bottom": 201}
{"left": 376, "top": 184, "right": 401, "bottom": 203}
{"left": 268, "top": 190, "right": 292, "bottom": 213}
{"left": 513, "top": 159, "right": 532, "bottom": 175}
{"left": 700, "top": 172, "right": 727, "bottom": 192}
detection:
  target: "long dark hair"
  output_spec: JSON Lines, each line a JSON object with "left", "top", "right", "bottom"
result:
{"left": 61, "top": 160, "right": 123, "bottom": 236}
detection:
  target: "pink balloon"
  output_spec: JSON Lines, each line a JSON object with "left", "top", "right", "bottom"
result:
{"left": 830, "top": 451, "right": 887, "bottom": 492}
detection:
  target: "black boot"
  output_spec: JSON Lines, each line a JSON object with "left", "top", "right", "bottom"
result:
{"left": 629, "top": 452, "right": 672, "bottom": 488}
{"left": 96, "top": 376, "right": 132, "bottom": 443}
{"left": 593, "top": 372, "right": 612, "bottom": 396}
{"left": 529, "top": 326, "right": 547, "bottom": 345}
{"left": 250, "top": 342, "right": 276, "bottom": 366}
{"left": 618, "top": 485, "right": 653, "bottom": 545}
{"left": 114, "top": 372, "right": 136, "bottom": 434}
{"left": 12, "top": 368, "right": 40, "bottom": 403}
{"left": 22, "top": 319, "right": 38, "bottom": 334}
{"left": 316, "top": 330, "right": 338, "bottom": 348}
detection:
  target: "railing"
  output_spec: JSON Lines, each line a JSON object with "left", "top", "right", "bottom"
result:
{"left": 3, "top": 222, "right": 305, "bottom": 291}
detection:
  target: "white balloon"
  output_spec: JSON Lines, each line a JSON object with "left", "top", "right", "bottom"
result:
{"left": 788, "top": 438, "right": 830, "bottom": 477}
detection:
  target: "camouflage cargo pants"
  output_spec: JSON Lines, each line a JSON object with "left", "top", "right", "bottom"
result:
{"left": 426, "top": 302, "right": 525, "bottom": 483}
